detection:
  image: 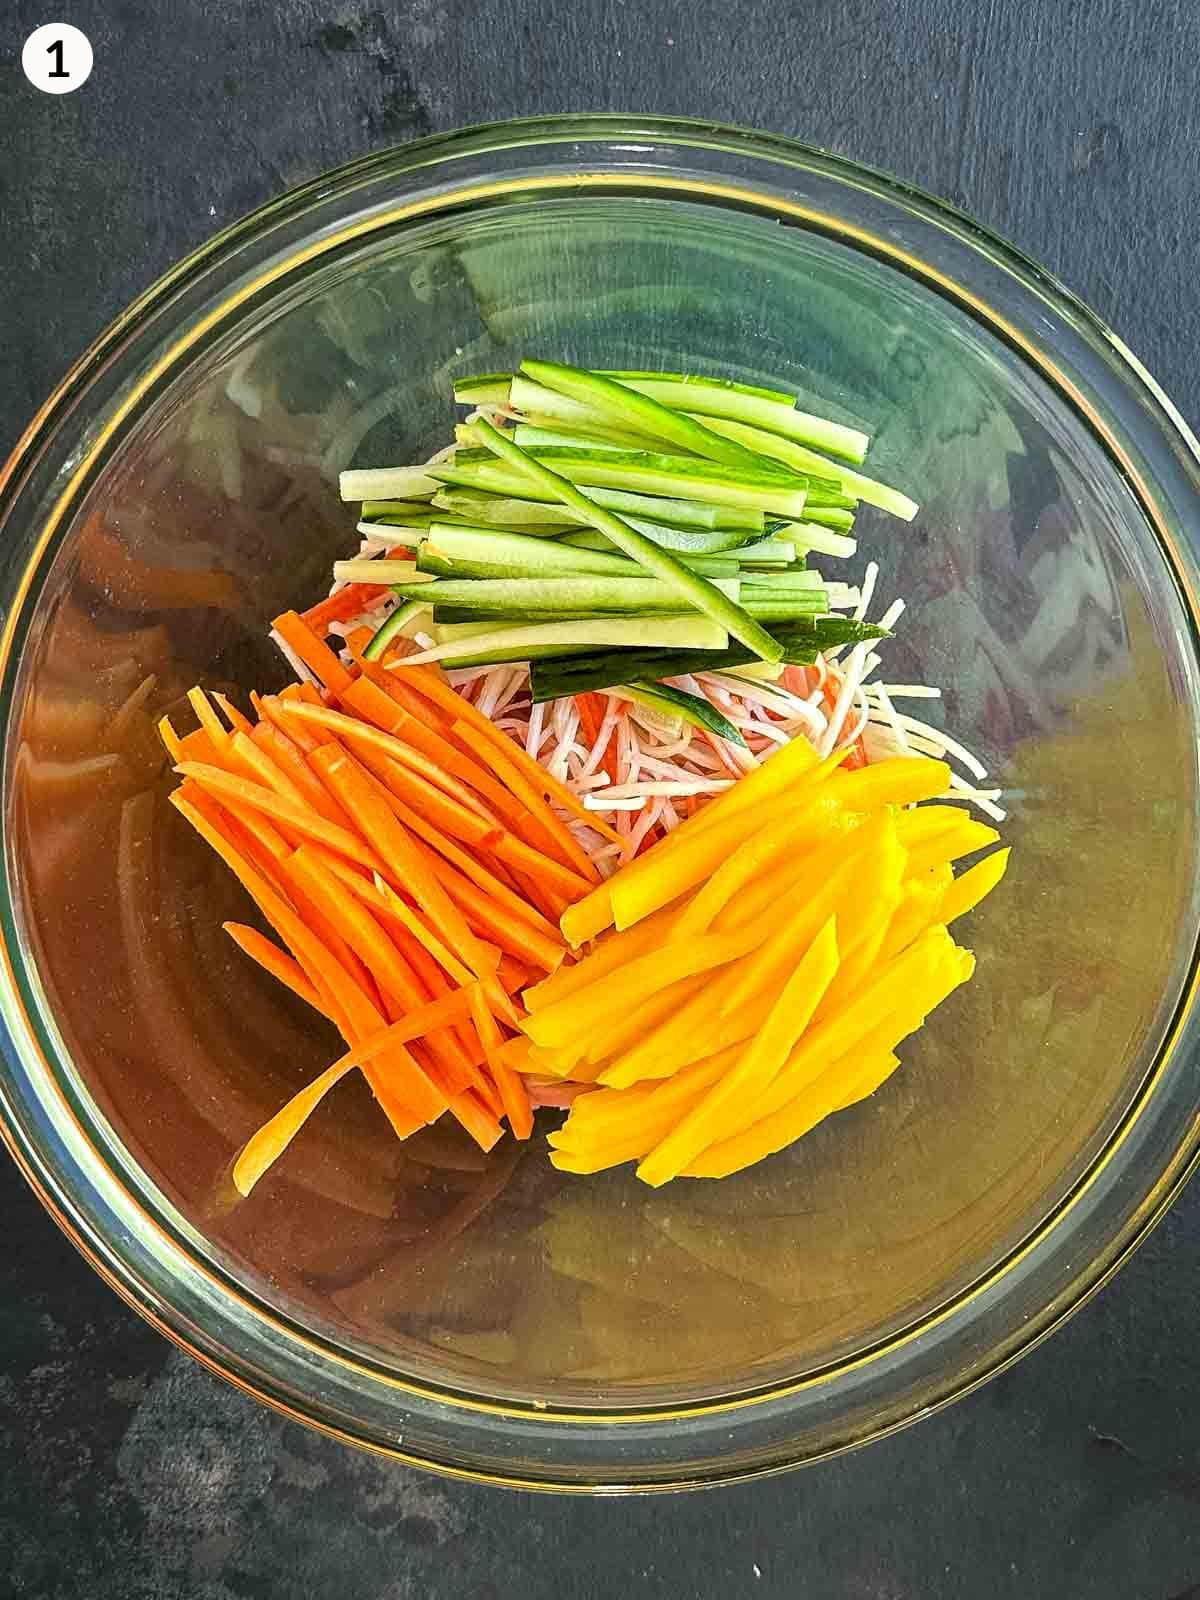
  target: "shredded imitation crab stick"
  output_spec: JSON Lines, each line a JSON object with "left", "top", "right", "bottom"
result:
{"left": 533, "top": 753, "right": 1009, "bottom": 1184}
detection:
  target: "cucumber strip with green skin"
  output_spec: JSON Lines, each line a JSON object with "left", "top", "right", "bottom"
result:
{"left": 727, "top": 538, "right": 797, "bottom": 565}
{"left": 362, "top": 599, "right": 431, "bottom": 661}
{"left": 340, "top": 466, "right": 440, "bottom": 501}
{"left": 454, "top": 442, "right": 806, "bottom": 491}
{"left": 801, "top": 506, "right": 857, "bottom": 532}
{"left": 358, "top": 510, "right": 472, "bottom": 530}
{"left": 777, "top": 521, "right": 858, "bottom": 559}
{"left": 391, "top": 614, "right": 730, "bottom": 667}
{"left": 797, "top": 483, "right": 857, "bottom": 511}
{"left": 424, "top": 523, "right": 640, "bottom": 577}
{"left": 688, "top": 414, "right": 919, "bottom": 521}
{"left": 471, "top": 419, "right": 785, "bottom": 662}
{"left": 419, "top": 546, "right": 740, "bottom": 581}
{"left": 430, "top": 489, "right": 582, "bottom": 532}
{"left": 617, "top": 682, "right": 747, "bottom": 747}
{"left": 527, "top": 619, "right": 889, "bottom": 701}
{"left": 429, "top": 463, "right": 764, "bottom": 531}
{"left": 388, "top": 574, "right": 742, "bottom": 614}
{"left": 558, "top": 523, "right": 756, "bottom": 555}
{"left": 436, "top": 454, "right": 809, "bottom": 520}
{"left": 599, "top": 369, "right": 797, "bottom": 405}
{"left": 362, "top": 499, "right": 442, "bottom": 521}
{"left": 513, "top": 423, "right": 649, "bottom": 453}
{"left": 609, "top": 377, "right": 870, "bottom": 465}
{"left": 739, "top": 568, "right": 825, "bottom": 590}
{"left": 451, "top": 373, "right": 512, "bottom": 406}
{"left": 519, "top": 359, "right": 801, "bottom": 478}
{"left": 740, "top": 596, "right": 827, "bottom": 615}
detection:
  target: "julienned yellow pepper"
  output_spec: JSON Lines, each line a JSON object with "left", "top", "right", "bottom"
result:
{"left": 636, "top": 917, "right": 841, "bottom": 1188}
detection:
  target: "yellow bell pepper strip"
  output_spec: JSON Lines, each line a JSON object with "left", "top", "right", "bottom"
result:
{"left": 903, "top": 818, "right": 1000, "bottom": 878}
{"left": 637, "top": 917, "right": 841, "bottom": 1186}
{"left": 940, "top": 846, "right": 1011, "bottom": 925}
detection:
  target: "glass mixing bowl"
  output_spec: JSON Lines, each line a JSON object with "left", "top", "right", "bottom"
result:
{"left": 2, "top": 117, "right": 1200, "bottom": 1491}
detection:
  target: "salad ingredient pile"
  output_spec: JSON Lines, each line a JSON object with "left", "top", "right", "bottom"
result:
{"left": 162, "top": 357, "right": 1010, "bottom": 1192}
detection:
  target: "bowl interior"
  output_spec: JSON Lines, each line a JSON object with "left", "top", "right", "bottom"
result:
{"left": 7, "top": 193, "right": 1199, "bottom": 1410}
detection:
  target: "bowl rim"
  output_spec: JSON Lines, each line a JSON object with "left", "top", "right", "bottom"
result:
{"left": 3, "top": 112, "right": 1200, "bottom": 1490}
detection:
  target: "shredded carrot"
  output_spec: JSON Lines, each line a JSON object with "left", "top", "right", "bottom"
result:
{"left": 343, "top": 667, "right": 529, "bottom": 827}
{"left": 396, "top": 662, "right": 624, "bottom": 845}
{"left": 271, "top": 610, "right": 354, "bottom": 693}
{"left": 223, "top": 922, "right": 327, "bottom": 1015}
{"left": 187, "top": 686, "right": 228, "bottom": 748}
{"left": 372, "top": 790, "right": 562, "bottom": 939}
{"left": 451, "top": 717, "right": 601, "bottom": 884}
{"left": 170, "top": 792, "right": 427, "bottom": 1139}
{"left": 344, "top": 740, "right": 504, "bottom": 849}
{"left": 307, "top": 745, "right": 497, "bottom": 986}
{"left": 249, "top": 720, "right": 356, "bottom": 829}
{"left": 446, "top": 1087, "right": 504, "bottom": 1152}
{"left": 157, "top": 715, "right": 183, "bottom": 762}
{"left": 469, "top": 984, "right": 533, "bottom": 1140}
{"left": 225, "top": 729, "right": 309, "bottom": 806}
{"left": 280, "top": 692, "right": 502, "bottom": 826}
{"left": 211, "top": 692, "right": 255, "bottom": 737}
{"left": 174, "top": 761, "right": 382, "bottom": 870}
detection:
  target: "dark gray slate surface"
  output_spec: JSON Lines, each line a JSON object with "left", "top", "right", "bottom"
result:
{"left": 2, "top": 2, "right": 1199, "bottom": 1596}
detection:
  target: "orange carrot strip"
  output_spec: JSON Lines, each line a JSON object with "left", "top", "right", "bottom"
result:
{"left": 343, "top": 625, "right": 375, "bottom": 656}
{"left": 284, "top": 846, "right": 468, "bottom": 1107}
{"left": 342, "top": 670, "right": 528, "bottom": 827}
{"left": 469, "top": 984, "right": 533, "bottom": 1140}
{"left": 226, "top": 729, "right": 308, "bottom": 806}
{"left": 259, "top": 693, "right": 324, "bottom": 755}
{"left": 187, "top": 686, "right": 228, "bottom": 747}
{"left": 157, "top": 715, "right": 183, "bottom": 762}
{"left": 302, "top": 583, "right": 391, "bottom": 633}
{"left": 396, "top": 662, "right": 623, "bottom": 844}
{"left": 170, "top": 792, "right": 424, "bottom": 1138}
{"left": 451, "top": 717, "right": 601, "bottom": 884}
{"left": 250, "top": 720, "right": 356, "bottom": 829}
{"left": 211, "top": 691, "right": 255, "bottom": 736}
{"left": 307, "top": 745, "right": 496, "bottom": 984}
{"left": 497, "top": 954, "right": 534, "bottom": 995}
{"left": 175, "top": 761, "right": 382, "bottom": 870}
{"left": 223, "top": 922, "right": 327, "bottom": 1014}
{"left": 447, "top": 1087, "right": 504, "bottom": 1152}
{"left": 271, "top": 609, "right": 353, "bottom": 693}
{"left": 378, "top": 793, "right": 560, "bottom": 938}
{"left": 336, "top": 737, "right": 504, "bottom": 850}
{"left": 492, "top": 830, "right": 594, "bottom": 904}
{"left": 177, "top": 727, "right": 221, "bottom": 764}
{"left": 278, "top": 693, "right": 501, "bottom": 826}
{"left": 421, "top": 845, "right": 567, "bottom": 973}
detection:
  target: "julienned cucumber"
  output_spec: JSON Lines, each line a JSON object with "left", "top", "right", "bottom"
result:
{"left": 471, "top": 420, "right": 786, "bottom": 663}
{"left": 451, "top": 372, "right": 512, "bottom": 406}
{"left": 435, "top": 453, "right": 809, "bottom": 520}
{"left": 430, "top": 488, "right": 583, "bottom": 531}
{"left": 391, "top": 614, "right": 730, "bottom": 668}
{"left": 605, "top": 376, "right": 870, "bottom": 466}
{"left": 689, "top": 414, "right": 918, "bottom": 521}
{"left": 519, "top": 359, "right": 799, "bottom": 479}
{"left": 557, "top": 524, "right": 757, "bottom": 556}
{"left": 599, "top": 370, "right": 797, "bottom": 405}
{"left": 340, "top": 466, "right": 440, "bottom": 502}
{"left": 388, "top": 573, "right": 742, "bottom": 614}
{"left": 527, "top": 619, "right": 890, "bottom": 701}
{"left": 429, "top": 464, "right": 765, "bottom": 532}
{"left": 418, "top": 525, "right": 740, "bottom": 581}
{"left": 617, "top": 681, "right": 747, "bottom": 747}
{"left": 362, "top": 599, "right": 430, "bottom": 660}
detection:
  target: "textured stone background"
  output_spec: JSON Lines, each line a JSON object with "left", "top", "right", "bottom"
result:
{"left": 2, "top": 2, "right": 1200, "bottom": 1595}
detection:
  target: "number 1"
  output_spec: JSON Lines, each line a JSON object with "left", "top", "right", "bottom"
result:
{"left": 46, "top": 38, "right": 69, "bottom": 78}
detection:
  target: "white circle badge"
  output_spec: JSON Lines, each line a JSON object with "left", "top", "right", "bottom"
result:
{"left": 23, "top": 24, "right": 93, "bottom": 95}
